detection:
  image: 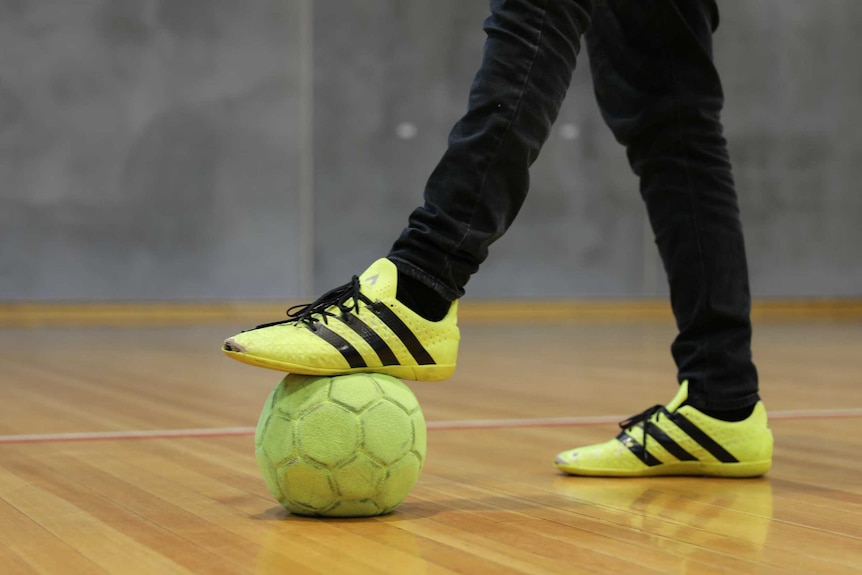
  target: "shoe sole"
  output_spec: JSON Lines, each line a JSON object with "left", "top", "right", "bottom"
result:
{"left": 222, "top": 349, "right": 455, "bottom": 382}
{"left": 554, "top": 459, "right": 772, "bottom": 478}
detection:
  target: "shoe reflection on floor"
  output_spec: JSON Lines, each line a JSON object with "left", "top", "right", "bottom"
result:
{"left": 553, "top": 476, "right": 773, "bottom": 553}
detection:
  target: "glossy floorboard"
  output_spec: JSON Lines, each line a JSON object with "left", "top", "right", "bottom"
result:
{"left": 0, "top": 316, "right": 860, "bottom": 574}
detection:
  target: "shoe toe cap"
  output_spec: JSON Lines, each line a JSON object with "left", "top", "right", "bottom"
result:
{"left": 223, "top": 328, "right": 281, "bottom": 356}
{"left": 221, "top": 324, "right": 352, "bottom": 370}
{"left": 555, "top": 439, "right": 645, "bottom": 474}
{"left": 554, "top": 451, "right": 579, "bottom": 467}
{"left": 223, "top": 337, "right": 248, "bottom": 353}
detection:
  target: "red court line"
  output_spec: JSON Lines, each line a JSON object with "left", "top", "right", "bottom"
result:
{"left": 0, "top": 408, "right": 860, "bottom": 446}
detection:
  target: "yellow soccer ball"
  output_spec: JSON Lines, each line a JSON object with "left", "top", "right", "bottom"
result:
{"left": 255, "top": 373, "right": 427, "bottom": 517}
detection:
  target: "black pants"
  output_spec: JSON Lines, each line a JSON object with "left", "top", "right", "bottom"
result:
{"left": 388, "top": 0, "right": 759, "bottom": 411}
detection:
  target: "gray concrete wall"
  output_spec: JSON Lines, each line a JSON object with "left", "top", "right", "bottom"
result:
{"left": 1, "top": 1, "right": 860, "bottom": 301}
{"left": 721, "top": 1, "right": 862, "bottom": 297}
{"left": 0, "top": 0, "right": 306, "bottom": 300}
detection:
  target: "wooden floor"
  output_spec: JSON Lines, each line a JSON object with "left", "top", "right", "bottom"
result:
{"left": 1, "top": 312, "right": 861, "bottom": 574}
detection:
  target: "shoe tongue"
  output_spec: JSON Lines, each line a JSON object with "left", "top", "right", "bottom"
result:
{"left": 665, "top": 380, "right": 690, "bottom": 412}
{"left": 357, "top": 258, "right": 399, "bottom": 301}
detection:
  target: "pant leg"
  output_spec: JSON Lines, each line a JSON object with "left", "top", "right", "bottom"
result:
{"left": 388, "top": 0, "right": 593, "bottom": 301}
{"left": 587, "top": 0, "right": 759, "bottom": 410}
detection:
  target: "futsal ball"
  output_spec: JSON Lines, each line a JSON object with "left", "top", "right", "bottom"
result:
{"left": 255, "top": 372, "right": 427, "bottom": 517}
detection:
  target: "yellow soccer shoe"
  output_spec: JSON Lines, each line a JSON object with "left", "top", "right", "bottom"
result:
{"left": 222, "top": 258, "right": 459, "bottom": 382}
{"left": 554, "top": 381, "right": 773, "bottom": 477}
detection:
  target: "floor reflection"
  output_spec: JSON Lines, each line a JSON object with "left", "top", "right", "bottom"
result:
{"left": 554, "top": 477, "right": 774, "bottom": 553}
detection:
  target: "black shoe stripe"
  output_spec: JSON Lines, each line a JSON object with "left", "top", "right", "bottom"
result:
{"left": 617, "top": 431, "right": 663, "bottom": 467}
{"left": 368, "top": 302, "right": 436, "bottom": 365}
{"left": 644, "top": 424, "right": 699, "bottom": 462}
{"left": 309, "top": 324, "right": 367, "bottom": 369}
{"left": 334, "top": 314, "right": 400, "bottom": 366}
{"left": 671, "top": 412, "right": 739, "bottom": 463}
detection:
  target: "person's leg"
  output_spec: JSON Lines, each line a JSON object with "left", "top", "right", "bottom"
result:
{"left": 388, "top": 0, "right": 594, "bottom": 305}
{"left": 555, "top": 0, "right": 771, "bottom": 478}
{"left": 223, "top": 0, "right": 594, "bottom": 380}
{"left": 588, "top": 0, "right": 758, "bottom": 412}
